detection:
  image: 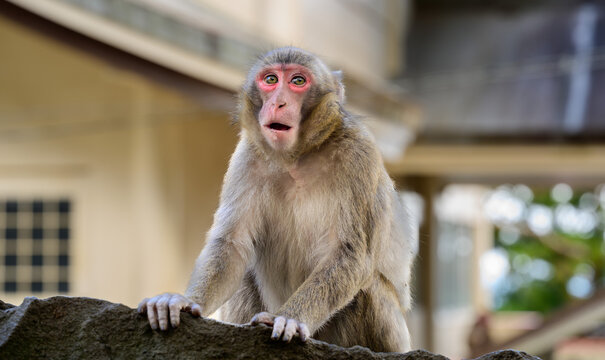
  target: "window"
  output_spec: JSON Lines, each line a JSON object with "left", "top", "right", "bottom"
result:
{"left": 1, "top": 199, "right": 71, "bottom": 294}
{"left": 436, "top": 221, "right": 473, "bottom": 309}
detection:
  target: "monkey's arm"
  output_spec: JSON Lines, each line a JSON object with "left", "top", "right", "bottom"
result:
{"left": 184, "top": 228, "right": 254, "bottom": 316}
{"left": 280, "top": 238, "right": 372, "bottom": 330}
{"left": 249, "top": 240, "right": 371, "bottom": 342}
{"left": 185, "top": 146, "right": 259, "bottom": 315}
{"left": 251, "top": 229, "right": 374, "bottom": 342}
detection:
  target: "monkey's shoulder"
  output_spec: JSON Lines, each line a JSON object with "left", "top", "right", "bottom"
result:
{"left": 329, "top": 121, "right": 385, "bottom": 172}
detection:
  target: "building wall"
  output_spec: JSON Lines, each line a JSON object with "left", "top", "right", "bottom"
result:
{"left": 0, "top": 16, "right": 238, "bottom": 306}
{"left": 195, "top": 0, "right": 409, "bottom": 80}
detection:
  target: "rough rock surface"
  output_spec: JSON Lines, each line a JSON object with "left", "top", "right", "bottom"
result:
{"left": 0, "top": 296, "right": 539, "bottom": 359}
{"left": 473, "top": 350, "right": 542, "bottom": 360}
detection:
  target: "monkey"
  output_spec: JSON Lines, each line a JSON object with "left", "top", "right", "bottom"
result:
{"left": 138, "top": 47, "right": 416, "bottom": 353}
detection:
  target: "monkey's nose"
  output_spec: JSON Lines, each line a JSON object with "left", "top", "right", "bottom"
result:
{"left": 277, "top": 102, "right": 286, "bottom": 109}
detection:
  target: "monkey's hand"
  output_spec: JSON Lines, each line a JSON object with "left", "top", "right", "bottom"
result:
{"left": 250, "top": 312, "right": 310, "bottom": 342}
{"left": 137, "top": 293, "right": 202, "bottom": 331}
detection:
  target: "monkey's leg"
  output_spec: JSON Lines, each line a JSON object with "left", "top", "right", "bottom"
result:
{"left": 314, "top": 276, "right": 411, "bottom": 353}
{"left": 221, "top": 270, "right": 265, "bottom": 324}
{"left": 312, "top": 291, "right": 372, "bottom": 349}
{"left": 365, "top": 276, "right": 412, "bottom": 352}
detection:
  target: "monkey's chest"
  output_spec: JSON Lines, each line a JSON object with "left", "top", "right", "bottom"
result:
{"left": 256, "top": 183, "right": 337, "bottom": 309}
{"left": 263, "top": 167, "right": 335, "bottom": 233}
{"left": 262, "top": 188, "right": 336, "bottom": 260}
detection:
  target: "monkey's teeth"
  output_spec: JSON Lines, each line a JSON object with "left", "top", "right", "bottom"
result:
{"left": 268, "top": 123, "right": 291, "bottom": 131}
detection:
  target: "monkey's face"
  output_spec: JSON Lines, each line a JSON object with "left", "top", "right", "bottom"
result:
{"left": 255, "top": 64, "right": 312, "bottom": 151}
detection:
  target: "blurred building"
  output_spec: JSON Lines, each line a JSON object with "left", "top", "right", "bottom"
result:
{"left": 3, "top": 1, "right": 605, "bottom": 359}
{"left": 393, "top": 0, "right": 605, "bottom": 358}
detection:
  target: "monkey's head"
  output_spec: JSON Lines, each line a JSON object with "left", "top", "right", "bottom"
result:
{"left": 239, "top": 47, "right": 345, "bottom": 160}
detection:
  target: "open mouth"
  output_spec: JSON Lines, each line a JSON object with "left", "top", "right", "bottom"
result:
{"left": 267, "top": 123, "right": 291, "bottom": 131}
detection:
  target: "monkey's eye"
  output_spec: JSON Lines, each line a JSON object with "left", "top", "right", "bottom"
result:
{"left": 291, "top": 76, "right": 306, "bottom": 86}
{"left": 264, "top": 74, "right": 278, "bottom": 85}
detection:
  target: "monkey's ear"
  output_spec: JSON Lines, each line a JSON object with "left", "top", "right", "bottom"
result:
{"left": 332, "top": 70, "right": 345, "bottom": 103}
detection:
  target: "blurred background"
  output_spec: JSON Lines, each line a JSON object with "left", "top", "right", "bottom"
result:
{"left": 1, "top": 0, "right": 604, "bottom": 358}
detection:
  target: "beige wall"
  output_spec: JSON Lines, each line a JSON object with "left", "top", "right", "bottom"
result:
{"left": 0, "top": 16, "right": 238, "bottom": 306}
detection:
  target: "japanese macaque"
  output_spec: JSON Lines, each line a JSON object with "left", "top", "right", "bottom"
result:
{"left": 138, "top": 47, "right": 416, "bottom": 352}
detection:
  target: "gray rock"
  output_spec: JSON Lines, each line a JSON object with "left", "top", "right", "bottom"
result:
{"left": 472, "top": 350, "right": 543, "bottom": 360}
{"left": 0, "top": 296, "right": 539, "bottom": 360}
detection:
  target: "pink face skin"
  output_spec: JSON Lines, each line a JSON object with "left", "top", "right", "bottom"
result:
{"left": 256, "top": 64, "right": 312, "bottom": 151}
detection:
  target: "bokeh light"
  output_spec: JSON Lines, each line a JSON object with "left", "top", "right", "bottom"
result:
{"left": 579, "top": 192, "right": 599, "bottom": 211}
{"left": 527, "top": 204, "right": 553, "bottom": 236}
{"left": 483, "top": 186, "right": 526, "bottom": 225}
{"left": 554, "top": 203, "right": 598, "bottom": 235}
{"left": 480, "top": 248, "right": 510, "bottom": 291}
{"left": 551, "top": 183, "right": 573, "bottom": 203}
{"left": 499, "top": 226, "right": 521, "bottom": 245}
{"left": 529, "top": 259, "right": 553, "bottom": 281}
{"left": 512, "top": 184, "right": 534, "bottom": 203}
{"left": 566, "top": 275, "right": 593, "bottom": 298}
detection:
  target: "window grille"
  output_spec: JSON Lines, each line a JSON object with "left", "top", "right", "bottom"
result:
{"left": 0, "top": 199, "right": 71, "bottom": 293}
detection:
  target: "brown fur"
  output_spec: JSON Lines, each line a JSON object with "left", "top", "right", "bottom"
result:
{"left": 184, "top": 47, "right": 415, "bottom": 352}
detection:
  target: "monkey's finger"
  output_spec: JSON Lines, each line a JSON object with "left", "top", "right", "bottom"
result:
{"left": 188, "top": 302, "right": 202, "bottom": 317}
{"left": 156, "top": 294, "right": 171, "bottom": 331}
{"left": 168, "top": 297, "right": 184, "bottom": 328}
{"left": 146, "top": 300, "right": 159, "bottom": 330}
{"left": 137, "top": 298, "right": 149, "bottom": 314}
{"left": 251, "top": 312, "right": 275, "bottom": 326}
{"left": 282, "top": 319, "right": 298, "bottom": 342}
{"left": 271, "top": 316, "right": 286, "bottom": 340}
{"left": 298, "top": 322, "right": 310, "bottom": 342}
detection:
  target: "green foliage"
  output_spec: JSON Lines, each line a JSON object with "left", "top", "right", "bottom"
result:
{"left": 492, "top": 189, "right": 605, "bottom": 315}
